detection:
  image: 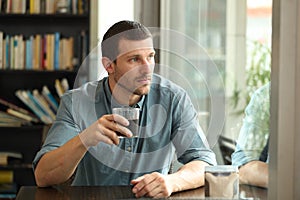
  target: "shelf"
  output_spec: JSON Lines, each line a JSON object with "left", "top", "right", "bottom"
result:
{"left": 0, "top": 69, "right": 77, "bottom": 75}
{"left": 0, "top": 70, "right": 77, "bottom": 105}
{"left": 0, "top": 124, "right": 44, "bottom": 130}
{"left": 0, "top": 14, "right": 89, "bottom": 38}
{"left": 0, "top": 163, "right": 32, "bottom": 170}
{"left": 0, "top": 13, "right": 89, "bottom": 18}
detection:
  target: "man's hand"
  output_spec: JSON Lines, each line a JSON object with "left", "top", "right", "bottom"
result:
{"left": 79, "top": 114, "right": 132, "bottom": 147}
{"left": 239, "top": 161, "right": 268, "bottom": 188}
{"left": 131, "top": 172, "right": 173, "bottom": 198}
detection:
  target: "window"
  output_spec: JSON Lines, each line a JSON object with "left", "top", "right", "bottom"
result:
{"left": 159, "top": 0, "right": 272, "bottom": 164}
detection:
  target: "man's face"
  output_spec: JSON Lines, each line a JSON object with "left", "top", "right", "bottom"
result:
{"left": 110, "top": 38, "right": 155, "bottom": 96}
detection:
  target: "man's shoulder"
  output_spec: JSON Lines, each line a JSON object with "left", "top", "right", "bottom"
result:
{"left": 62, "top": 78, "right": 107, "bottom": 101}
{"left": 252, "top": 82, "right": 270, "bottom": 101}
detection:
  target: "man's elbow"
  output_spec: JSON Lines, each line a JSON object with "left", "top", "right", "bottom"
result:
{"left": 34, "top": 168, "right": 49, "bottom": 187}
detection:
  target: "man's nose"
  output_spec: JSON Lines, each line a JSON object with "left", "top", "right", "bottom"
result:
{"left": 140, "top": 59, "right": 154, "bottom": 73}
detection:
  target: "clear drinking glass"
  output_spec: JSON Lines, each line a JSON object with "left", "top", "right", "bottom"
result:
{"left": 112, "top": 107, "right": 140, "bottom": 138}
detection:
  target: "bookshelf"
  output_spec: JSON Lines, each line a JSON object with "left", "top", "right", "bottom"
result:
{"left": 0, "top": 1, "right": 91, "bottom": 197}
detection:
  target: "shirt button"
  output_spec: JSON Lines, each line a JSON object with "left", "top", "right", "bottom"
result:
{"left": 127, "top": 147, "right": 132, "bottom": 152}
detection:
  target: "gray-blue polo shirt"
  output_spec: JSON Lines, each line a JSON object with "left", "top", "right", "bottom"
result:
{"left": 33, "top": 74, "right": 216, "bottom": 186}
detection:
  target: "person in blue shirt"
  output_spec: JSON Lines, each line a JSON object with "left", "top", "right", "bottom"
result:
{"left": 232, "top": 82, "right": 270, "bottom": 188}
{"left": 33, "top": 20, "right": 216, "bottom": 198}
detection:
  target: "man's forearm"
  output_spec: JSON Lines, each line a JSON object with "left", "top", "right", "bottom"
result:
{"left": 239, "top": 160, "right": 268, "bottom": 188}
{"left": 167, "top": 160, "right": 209, "bottom": 193}
{"left": 34, "top": 135, "right": 87, "bottom": 187}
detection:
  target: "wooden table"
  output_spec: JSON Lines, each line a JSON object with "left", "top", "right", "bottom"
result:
{"left": 16, "top": 184, "right": 267, "bottom": 200}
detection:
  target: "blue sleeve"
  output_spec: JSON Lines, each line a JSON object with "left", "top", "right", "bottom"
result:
{"left": 171, "top": 91, "right": 217, "bottom": 166}
{"left": 32, "top": 93, "right": 81, "bottom": 171}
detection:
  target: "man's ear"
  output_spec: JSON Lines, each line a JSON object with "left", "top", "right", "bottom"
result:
{"left": 102, "top": 57, "right": 114, "bottom": 73}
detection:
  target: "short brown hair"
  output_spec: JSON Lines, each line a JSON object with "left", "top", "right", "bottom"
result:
{"left": 101, "top": 20, "right": 152, "bottom": 61}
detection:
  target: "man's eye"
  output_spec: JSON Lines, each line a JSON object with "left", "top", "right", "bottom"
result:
{"left": 130, "top": 57, "right": 138, "bottom": 62}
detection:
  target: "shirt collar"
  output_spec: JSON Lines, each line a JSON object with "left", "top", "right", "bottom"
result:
{"left": 103, "top": 77, "right": 145, "bottom": 110}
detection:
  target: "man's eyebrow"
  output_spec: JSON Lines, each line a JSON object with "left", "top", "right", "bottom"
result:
{"left": 124, "top": 50, "right": 155, "bottom": 58}
{"left": 126, "top": 54, "right": 140, "bottom": 58}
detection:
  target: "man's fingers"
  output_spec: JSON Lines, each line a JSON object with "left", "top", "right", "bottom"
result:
{"left": 111, "top": 114, "right": 129, "bottom": 126}
{"left": 135, "top": 180, "right": 160, "bottom": 198}
{"left": 131, "top": 176, "right": 144, "bottom": 184}
{"left": 98, "top": 115, "right": 132, "bottom": 138}
{"left": 102, "top": 114, "right": 132, "bottom": 137}
{"left": 132, "top": 174, "right": 157, "bottom": 197}
{"left": 100, "top": 129, "right": 120, "bottom": 145}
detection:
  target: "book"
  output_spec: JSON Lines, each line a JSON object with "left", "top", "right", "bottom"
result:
{"left": 25, "top": 90, "right": 53, "bottom": 123}
{"left": 5, "top": 0, "right": 11, "bottom": 13}
{"left": 0, "top": 97, "right": 30, "bottom": 116}
{"left": 0, "top": 183, "right": 17, "bottom": 198}
{"left": 42, "top": 86, "right": 59, "bottom": 112}
{"left": 72, "top": 0, "right": 78, "bottom": 14}
{"left": 33, "top": 34, "right": 42, "bottom": 70}
{"left": 59, "top": 36, "right": 74, "bottom": 70}
{"left": 2, "top": 34, "right": 6, "bottom": 69}
{"left": 61, "top": 78, "right": 70, "bottom": 92}
{"left": 0, "top": 97, "right": 39, "bottom": 123}
{"left": 54, "top": 32, "right": 60, "bottom": 70}
{"left": 9, "top": 35, "right": 14, "bottom": 69}
{"left": 45, "top": 33, "right": 55, "bottom": 70}
{"left": 0, "top": 32, "right": 3, "bottom": 69}
{"left": 55, "top": 79, "right": 65, "bottom": 97}
{"left": 6, "top": 109, "right": 35, "bottom": 124}
{"left": 32, "top": 89, "right": 56, "bottom": 121}
{"left": 4, "top": 35, "right": 9, "bottom": 69}
{"left": 0, "top": 152, "right": 22, "bottom": 166}
{"left": 0, "top": 110, "right": 31, "bottom": 126}
{"left": 25, "top": 36, "right": 33, "bottom": 70}
{"left": 0, "top": 171, "right": 13, "bottom": 184}
{"left": 0, "top": 122, "right": 22, "bottom": 127}
{"left": 45, "top": 0, "right": 55, "bottom": 14}
{"left": 15, "top": 90, "right": 52, "bottom": 124}
{"left": 0, "top": 107, "right": 34, "bottom": 125}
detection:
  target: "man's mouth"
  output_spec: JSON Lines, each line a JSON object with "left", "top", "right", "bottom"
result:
{"left": 136, "top": 76, "right": 152, "bottom": 85}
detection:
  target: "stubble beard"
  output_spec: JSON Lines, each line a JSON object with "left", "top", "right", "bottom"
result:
{"left": 116, "top": 80, "right": 150, "bottom": 96}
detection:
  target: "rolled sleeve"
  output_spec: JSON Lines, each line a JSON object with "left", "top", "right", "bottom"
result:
{"left": 32, "top": 93, "right": 81, "bottom": 171}
{"left": 172, "top": 91, "right": 217, "bottom": 166}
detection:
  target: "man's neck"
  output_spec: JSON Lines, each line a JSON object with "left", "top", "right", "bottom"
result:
{"left": 108, "top": 78, "right": 142, "bottom": 106}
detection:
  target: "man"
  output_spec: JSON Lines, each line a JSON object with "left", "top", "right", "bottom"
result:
{"left": 231, "top": 82, "right": 270, "bottom": 188}
{"left": 33, "top": 20, "right": 216, "bottom": 198}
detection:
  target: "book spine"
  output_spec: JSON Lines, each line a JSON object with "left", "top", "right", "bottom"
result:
{"left": 0, "top": 170, "right": 13, "bottom": 183}
{"left": 6, "top": 108, "right": 37, "bottom": 123}
{"left": 10, "top": 36, "right": 14, "bottom": 69}
{"left": 54, "top": 32, "right": 60, "bottom": 70}
{"left": 0, "top": 97, "right": 32, "bottom": 115}
{"left": 32, "top": 89, "right": 56, "bottom": 121}
{"left": 15, "top": 90, "right": 52, "bottom": 124}
{"left": 5, "top": 35, "right": 10, "bottom": 69}
{"left": 55, "top": 79, "right": 65, "bottom": 97}
{"left": 60, "top": 78, "right": 69, "bottom": 91}
{"left": 34, "top": 34, "right": 41, "bottom": 70}
{"left": 42, "top": 86, "right": 59, "bottom": 111}
{"left": 25, "top": 39, "right": 31, "bottom": 70}
{"left": 26, "top": 90, "right": 48, "bottom": 116}
{"left": 0, "top": 32, "right": 3, "bottom": 69}
{"left": 18, "top": 35, "right": 25, "bottom": 69}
